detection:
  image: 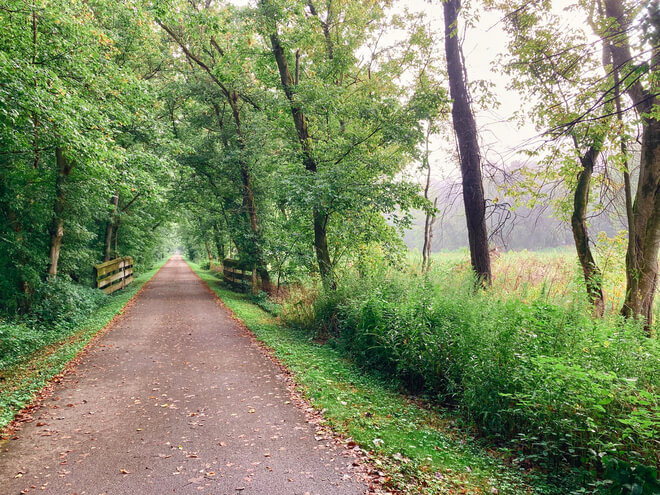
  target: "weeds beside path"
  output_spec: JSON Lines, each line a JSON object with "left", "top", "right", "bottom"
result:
{"left": 188, "top": 261, "right": 553, "bottom": 495}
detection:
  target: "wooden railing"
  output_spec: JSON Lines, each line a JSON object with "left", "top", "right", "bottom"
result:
{"left": 222, "top": 258, "right": 253, "bottom": 290}
{"left": 95, "top": 256, "right": 134, "bottom": 294}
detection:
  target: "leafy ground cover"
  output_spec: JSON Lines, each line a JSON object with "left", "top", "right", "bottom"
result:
{"left": 0, "top": 258, "right": 168, "bottom": 430}
{"left": 188, "top": 260, "right": 567, "bottom": 495}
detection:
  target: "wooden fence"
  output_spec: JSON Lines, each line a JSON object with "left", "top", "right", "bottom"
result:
{"left": 95, "top": 256, "right": 134, "bottom": 294}
{"left": 222, "top": 258, "right": 253, "bottom": 291}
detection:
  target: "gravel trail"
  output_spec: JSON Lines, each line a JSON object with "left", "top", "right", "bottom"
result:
{"left": 0, "top": 256, "right": 366, "bottom": 495}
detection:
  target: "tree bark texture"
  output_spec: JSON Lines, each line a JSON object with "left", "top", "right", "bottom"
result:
{"left": 571, "top": 145, "right": 605, "bottom": 317}
{"left": 604, "top": 0, "right": 660, "bottom": 331}
{"left": 48, "top": 148, "right": 73, "bottom": 278}
{"left": 443, "top": 0, "right": 492, "bottom": 284}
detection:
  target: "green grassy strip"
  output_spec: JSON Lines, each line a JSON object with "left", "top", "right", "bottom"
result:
{"left": 0, "top": 258, "right": 169, "bottom": 430}
{"left": 188, "top": 261, "right": 553, "bottom": 495}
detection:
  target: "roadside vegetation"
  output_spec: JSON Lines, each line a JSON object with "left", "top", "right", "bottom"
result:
{"left": 190, "top": 260, "right": 549, "bottom": 495}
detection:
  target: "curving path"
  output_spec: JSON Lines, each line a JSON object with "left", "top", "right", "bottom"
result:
{"left": 0, "top": 256, "right": 366, "bottom": 495}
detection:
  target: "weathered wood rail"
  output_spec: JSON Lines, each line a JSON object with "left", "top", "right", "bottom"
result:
{"left": 95, "top": 256, "right": 134, "bottom": 294}
{"left": 222, "top": 258, "right": 253, "bottom": 291}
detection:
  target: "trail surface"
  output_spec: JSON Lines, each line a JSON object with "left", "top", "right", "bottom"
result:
{"left": 0, "top": 256, "right": 365, "bottom": 495}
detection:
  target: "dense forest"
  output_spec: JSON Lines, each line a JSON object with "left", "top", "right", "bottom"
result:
{"left": 1, "top": 0, "right": 658, "bottom": 493}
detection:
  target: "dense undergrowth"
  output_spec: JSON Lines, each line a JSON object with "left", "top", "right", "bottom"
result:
{"left": 0, "top": 278, "right": 107, "bottom": 369}
{"left": 279, "top": 261, "right": 659, "bottom": 492}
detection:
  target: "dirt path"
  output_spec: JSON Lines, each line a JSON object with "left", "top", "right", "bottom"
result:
{"left": 0, "top": 256, "right": 366, "bottom": 495}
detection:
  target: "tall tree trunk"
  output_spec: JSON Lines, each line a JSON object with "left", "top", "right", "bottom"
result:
{"left": 266, "top": 26, "right": 333, "bottom": 284}
{"left": 621, "top": 119, "right": 660, "bottom": 329}
{"left": 603, "top": 0, "right": 660, "bottom": 332}
{"left": 48, "top": 148, "right": 73, "bottom": 278}
{"left": 104, "top": 191, "right": 119, "bottom": 261}
{"left": 443, "top": 0, "right": 491, "bottom": 285}
{"left": 205, "top": 241, "right": 213, "bottom": 262}
{"left": 213, "top": 223, "right": 225, "bottom": 261}
{"left": 228, "top": 94, "right": 272, "bottom": 292}
{"left": 616, "top": 84, "right": 637, "bottom": 322}
{"left": 421, "top": 122, "right": 434, "bottom": 273}
{"left": 571, "top": 145, "right": 605, "bottom": 316}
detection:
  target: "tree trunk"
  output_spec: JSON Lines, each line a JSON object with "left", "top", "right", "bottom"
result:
{"left": 621, "top": 119, "right": 660, "bottom": 330}
{"left": 443, "top": 0, "right": 491, "bottom": 285}
{"left": 158, "top": 22, "right": 272, "bottom": 291}
{"left": 205, "top": 241, "right": 213, "bottom": 264}
{"left": 252, "top": 263, "right": 259, "bottom": 295}
{"left": 113, "top": 218, "right": 120, "bottom": 259}
{"left": 213, "top": 223, "right": 225, "bottom": 260}
{"left": 47, "top": 148, "right": 73, "bottom": 278}
{"left": 422, "top": 211, "right": 431, "bottom": 273}
{"left": 424, "top": 197, "right": 438, "bottom": 273}
{"left": 267, "top": 26, "right": 333, "bottom": 285}
{"left": 421, "top": 123, "right": 434, "bottom": 273}
{"left": 603, "top": 0, "right": 660, "bottom": 332}
{"left": 571, "top": 145, "right": 605, "bottom": 316}
{"left": 104, "top": 191, "right": 119, "bottom": 261}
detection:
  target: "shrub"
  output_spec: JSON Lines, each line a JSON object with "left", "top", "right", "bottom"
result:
{"left": 0, "top": 321, "right": 44, "bottom": 369}
{"left": 294, "top": 264, "right": 659, "bottom": 479}
{"left": 0, "top": 278, "right": 109, "bottom": 369}
{"left": 248, "top": 291, "right": 282, "bottom": 316}
{"left": 28, "top": 277, "right": 107, "bottom": 330}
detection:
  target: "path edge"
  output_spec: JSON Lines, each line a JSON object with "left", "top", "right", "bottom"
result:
{"left": 0, "top": 257, "right": 172, "bottom": 441}
{"left": 184, "top": 260, "right": 387, "bottom": 495}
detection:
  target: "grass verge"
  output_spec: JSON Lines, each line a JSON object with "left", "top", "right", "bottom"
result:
{"left": 0, "top": 258, "right": 169, "bottom": 431}
{"left": 187, "top": 261, "right": 555, "bottom": 495}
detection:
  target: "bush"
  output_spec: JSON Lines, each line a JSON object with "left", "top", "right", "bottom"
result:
{"left": 289, "top": 265, "right": 659, "bottom": 479}
{"left": 28, "top": 277, "right": 107, "bottom": 329}
{"left": 0, "top": 321, "right": 44, "bottom": 369}
{"left": 0, "top": 278, "right": 108, "bottom": 369}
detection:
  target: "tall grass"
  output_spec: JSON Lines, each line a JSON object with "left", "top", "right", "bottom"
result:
{"left": 282, "top": 256, "right": 659, "bottom": 486}
{"left": 420, "top": 238, "right": 651, "bottom": 322}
